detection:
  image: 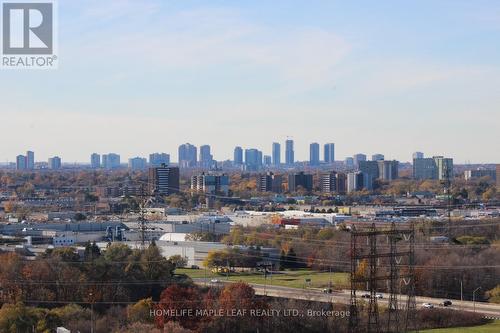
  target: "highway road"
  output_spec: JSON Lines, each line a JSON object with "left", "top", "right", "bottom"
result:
{"left": 193, "top": 278, "right": 500, "bottom": 319}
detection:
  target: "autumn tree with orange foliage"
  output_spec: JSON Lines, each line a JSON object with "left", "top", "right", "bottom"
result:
{"left": 204, "top": 282, "right": 268, "bottom": 333}
{"left": 155, "top": 285, "right": 203, "bottom": 331}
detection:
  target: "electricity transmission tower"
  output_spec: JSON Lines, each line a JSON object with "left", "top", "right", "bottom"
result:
{"left": 136, "top": 192, "right": 156, "bottom": 248}
{"left": 387, "top": 223, "right": 400, "bottom": 333}
{"left": 442, "top": 166, "right": 453, "bottom": 241}
{"left": 349, "top": 223, "right": 418, "bottom": 333}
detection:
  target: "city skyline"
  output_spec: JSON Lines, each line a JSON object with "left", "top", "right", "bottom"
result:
{"left": 6, "top": 144, "right": 468, "bottom": 166}
{"left": 1, "top": 0, "right": 499, "bottom": 163}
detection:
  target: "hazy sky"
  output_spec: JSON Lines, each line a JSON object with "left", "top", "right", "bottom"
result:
{"left": 2, "top": 0, "right": 500, "bottom": 164}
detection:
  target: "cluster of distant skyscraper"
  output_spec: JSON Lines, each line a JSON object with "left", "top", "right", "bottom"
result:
{"left": 233, "top": 140, "right": 336, "bottom": 171}
{"left": 90, "top": 153, "right": 170, "bottom": 170}
{"left": 178, "top": 143, "right": 214, "bottom": 169}
{"left": 85, "top": 140, "right": 336, "bottom": 172}
{"left": 15, "top": 151, "right": 60, "bottom": 170}
{"left": 12, "top": 145, "right": 463, "bottom": 198}
{"left": 89, "top": 145, "right": 213, "bottom": 171}
{"left": 13, "top": 144, "right": 454, "bottom": 190}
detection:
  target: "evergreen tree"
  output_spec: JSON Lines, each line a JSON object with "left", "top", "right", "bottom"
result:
{"left": 84, "top": 241, "right": 101, "bottom": 261}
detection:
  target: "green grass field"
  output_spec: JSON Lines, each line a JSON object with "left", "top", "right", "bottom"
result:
{"left": 176, "top": 268, "right": 350, "bottom": 289}
{"left": 418, "top": 321, "right": 500, "bottom": 333}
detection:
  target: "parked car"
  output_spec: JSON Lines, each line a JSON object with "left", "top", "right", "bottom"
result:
{"left": 361, "top": 293, "right": 370, "bottom": 298}
{"left": 375, "top": 293, "right": 383, "bottom": 299}
{"left": 442, "top": 300, "right": 452, "bottom": 307}
{"left": 422, "top": 303, "right": 434, "bottom": 309}
{"left": 191, "top": 265, "right": 200, "bottom": 269}
{"left": 323, "top": 288, "right": 333, "bottom": 294}
{"left": 210, "top": 279, "right": 220, "bottom": 283}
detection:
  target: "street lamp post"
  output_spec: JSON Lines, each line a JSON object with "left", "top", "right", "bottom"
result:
{"left": 329, "top": 266, "right": 332, "bottom": 289}
{"left": 473, "top": 287, "right": 481, "bottom": 313}
{"left": 460, "top": 280, "right": 463, "bottom": 302}
{"left": 455, "top": 277, "right": 463, "bottom": 309}
{"left": 264, "top": 267, "right": 267, "bottom": 295}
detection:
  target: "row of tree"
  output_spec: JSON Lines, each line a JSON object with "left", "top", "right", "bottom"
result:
{"left": 0, "top": 282, "right": 488, "bottom": 333}
{"left": 0, "top": 242, "right": 175, "bottom": 308}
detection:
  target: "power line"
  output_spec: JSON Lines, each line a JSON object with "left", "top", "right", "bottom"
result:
{"left": 3, "top": 251, "right": 499, "bottom": 271}
{"left": 227, "top": 227, "right": 499, "bottom": 248}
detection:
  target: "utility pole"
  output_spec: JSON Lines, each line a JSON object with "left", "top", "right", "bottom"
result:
{"left": 264, "top": 266, "right": 267, "bottom": 295}
{"left": 89, "top": 292, "right": 94, "bottom": 333}
{"left": 204, "top": 266, "right": 207, "bottom": 286}
{"left": 460, "top": 279, "right": 463, "bottom": 303}
{"left": 329, "top": 265, "right": 333, "bottom": 289}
